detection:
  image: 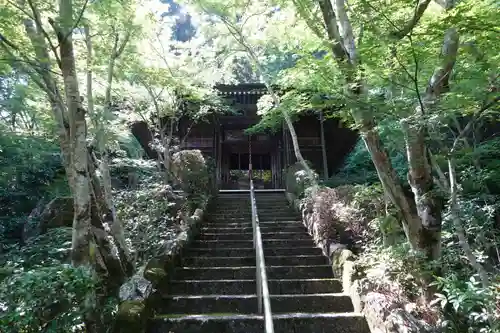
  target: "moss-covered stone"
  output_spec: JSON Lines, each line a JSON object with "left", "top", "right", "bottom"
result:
{"left": 143, "top": 258, "right": 167, "bottom": 286}
{"left": 115, "top": 300, "right": 146, "bottom": 333}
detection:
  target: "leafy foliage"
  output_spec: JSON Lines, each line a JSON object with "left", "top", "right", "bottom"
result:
{"left": 0, "top": 265, "right": 96, "bottom": 333}
{"left": 0, "top": 132, "right": 68, "bottom": 244}
{"left": 171, "top": 149, "right": 210, "bottom": 202}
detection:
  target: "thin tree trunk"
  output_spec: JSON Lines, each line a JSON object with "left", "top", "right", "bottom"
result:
{"left": 448, "top": 158, "right": 490, "bottom": 289}
{"left": 57, "top": 0, "right": 92, "bottom": 266}
{"left": 85, "top": 24, "right": 133, "bottom": 276}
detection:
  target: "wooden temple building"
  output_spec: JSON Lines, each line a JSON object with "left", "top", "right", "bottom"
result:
{"left": 131, "top": 83, "right": 358, "bottom": 189}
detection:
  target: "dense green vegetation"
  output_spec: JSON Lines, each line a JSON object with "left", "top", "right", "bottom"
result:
{"left": 0, "top": 0, "right": 499, "bottom": 332}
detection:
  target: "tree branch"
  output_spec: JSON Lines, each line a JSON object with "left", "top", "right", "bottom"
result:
{"left": 25, "top": 0, "right": 62, "bottom": 68}
{"left": 390, "top": 0, "right": 432, "bottom": 40}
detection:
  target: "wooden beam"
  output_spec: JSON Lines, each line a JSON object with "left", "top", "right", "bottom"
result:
{"left": 320, "top": 111, "right": 329, "bottom": 179}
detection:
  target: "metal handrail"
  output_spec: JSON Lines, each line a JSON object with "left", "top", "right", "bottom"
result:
{"left": 250, "top": 179, "right": 274, "bottom": 333}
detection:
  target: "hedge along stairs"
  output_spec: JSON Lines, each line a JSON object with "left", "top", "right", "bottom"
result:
{"left": 147, "top": 191, "right": 370, "bottom": 333}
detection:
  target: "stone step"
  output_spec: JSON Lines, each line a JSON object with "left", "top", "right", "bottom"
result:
{"left": 191, "top": 239, "right": 315, "bottom": 249}
{"left": 203, "top": 221, "right": 302, "bottom": 228}
{"left": 272, "top": 313, "right": 370, "bottom": 333}
{"left": 158, "top": 293, "right": 352, "bottom": 315}
{"left": 198, "top": 232, "right": 310, "bottom": 241}
{"left": 260, "top": 216, "right": 299, "bottom": 221}
{"left": 215, "top": 206, "right": 291, "bottom": 212}
{"left": 217, "top": 202, "right": 289, "bottom": 207}
{"left": 269, "top": 278, "right": 342, "bottom": 294}
{"left": 200, "top": 225, "right": 306, "bottom": 234}
{"left": 259, "top": 201, "right": 291, "bottom": 204}
{"left": 185, "top": 246, "right": 323, "bottom": 257}
{"left": 168, "top": 277, "right": 342, "bottom": 295}
{"left": 263, "top": 239, "right": 315, "bottom": 247}
{"left": 271, "top": 293, "right": 353, "bottom": 313}
{"left": 210, "top": 213, "right": 299, "bottom": 220}
{"left": 176, "top": 266, "right": 255, "bottom": 280}
{"left": 149, "top": 313, "right": 370, "bottom": 333}
{"left": 210, "top": 216, "right": 300, "bottom": 223}
{"left": 169, "top": 279, "right": 256, "bottom": 295}
{"left": 267, "top": 265, "right": 332, "bottom": 279}
{"left": 182, "top": 255, "right": 327, "bottom": 268}
{"left": 266, "top": 255, "right": 328, "bottom": 266}
{"left": 182, "top": 256, "right": 256, "bottom": 267}
{"left": 148, "top": 314, "right": 264, "bottom": 333}
{"left": 191, "top": 240, "right": 254, "bottom": 248}
{"left": 216, "top": 206, "right": 290, "bottom": 211}
{"left": 159, "top": 294, "right": 257, "bottom": 314}
{"left": 176, "top": 264, "right": 332, "bottom": 280}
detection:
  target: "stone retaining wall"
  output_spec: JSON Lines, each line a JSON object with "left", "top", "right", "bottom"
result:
{"left": 286, "top": 191, "right": 434, "bottom": 333}
{"left": 114, "top": 201, "right": 208, "bottom": 333}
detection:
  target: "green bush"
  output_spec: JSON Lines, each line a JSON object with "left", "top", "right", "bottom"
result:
{"left": 1, "top": 228, "right": 72, "bottom": 270}
{"left": 171, "top": 149, "right": 209, "bottom": 202}
{"left": 327, "top": 119, "right": 408, "bottom": 187}
{"left": 0, "top": 265, "right": 96, "bottom": 333}
{"left": 0, "top": 132, "right": 68, "bottom": 243}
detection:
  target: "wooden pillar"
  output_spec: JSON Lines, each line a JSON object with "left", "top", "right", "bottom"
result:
{"left": 319, "top": 111, "right": 329, "bottom": 179}
{"left": 282, "top": 123, "right": 288, "bottom": 168}
{"left": 276, "top": 138, "right": 282, "bottom": 188}
{"left": 217, "top": 128, "right": 222, "bottom": 187}
{"left": 270, "top": 154, "right": 275, "bottom": 189}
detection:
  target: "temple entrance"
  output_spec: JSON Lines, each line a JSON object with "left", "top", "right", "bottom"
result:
{"left": 217, "top": 124, "right": 284, "bottom": 190}
{"left": 225, "top": 152, "right": 272, "bottom": 189}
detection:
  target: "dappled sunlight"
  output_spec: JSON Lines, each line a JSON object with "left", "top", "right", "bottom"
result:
{"left": 0, "top": 0, "right": 499, "bottom": 332}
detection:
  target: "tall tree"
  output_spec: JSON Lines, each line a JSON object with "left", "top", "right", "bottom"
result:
{"left": 0, "top": 0, "right": 135, "bottom": 293}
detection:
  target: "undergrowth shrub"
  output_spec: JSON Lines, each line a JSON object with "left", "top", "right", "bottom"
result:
{"left": 327, "top": 120, "right": 408, "bottom": 187}
{"left": 324, "top": 133, "right": 500, "bottom": 332}
{"left": 1, "top": 228, "right": 72, "bottom": 270}
{"left": 171, "top": 149, "right": 209, "bottom": 205}
{"left": 0, "top": 265, "right": 96, "bottom": 333}
{"left": 0, "top": 132, "right": 68, "bottom": 243}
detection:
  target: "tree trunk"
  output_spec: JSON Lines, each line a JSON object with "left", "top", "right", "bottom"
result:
{"left": 57, "top": 0, "right": 93, "bottom": 266}
{"left": 313, "top": 0, "right": 452, "bottom": 264}
{"left": 401, "top": 118, "right": 443, "bottom": 261}
{"left": 85, "top": 24, "right": 134, "bottom": 277}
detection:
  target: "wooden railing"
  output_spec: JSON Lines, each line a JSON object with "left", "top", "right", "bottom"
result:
{"left": 249, "top": 179, "right": 274, "bottom": 333}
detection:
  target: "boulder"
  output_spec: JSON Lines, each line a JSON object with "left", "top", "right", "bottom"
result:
{"left": 39, "top": 197, "right": 74, "bottom": 233}
{"left": 114, "top": 300, "right": 147, "bottom": 333}
{"left": 23, "top": 197, "right": 73, "bottom": 240}
{"left": 119, "top": 266, "right": 153, "bottom": 302}
{"left": 143, "top": 258, "right": 168, "bottom": 287}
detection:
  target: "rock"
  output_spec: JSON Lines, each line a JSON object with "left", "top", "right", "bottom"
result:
{"left": 362, "top": 292, "right": 432, "bottom": 333}
{"left": 331, "top": 246, "right": 354, "bottom": 276}
{"left": 115, "top": 300, "right": 147, "bottom": 333}
{"left": 286, "top": 181, "right": 434, "bottom": 333}
{"left": 116, "top": 266, "right": 154, "bottom": 333}
{"left": 32, "top": 197, "right": 74, "bottom": 237}
{"left": 143, "top": 258, "right": 168, "bottom": 286}
{"left": 119, "top": 266, "right": 153, "bottom": 302}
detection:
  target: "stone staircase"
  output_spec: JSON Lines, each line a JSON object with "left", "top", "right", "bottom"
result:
{"left": 147, "top": 191, "right": 370, "bottom": 333}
